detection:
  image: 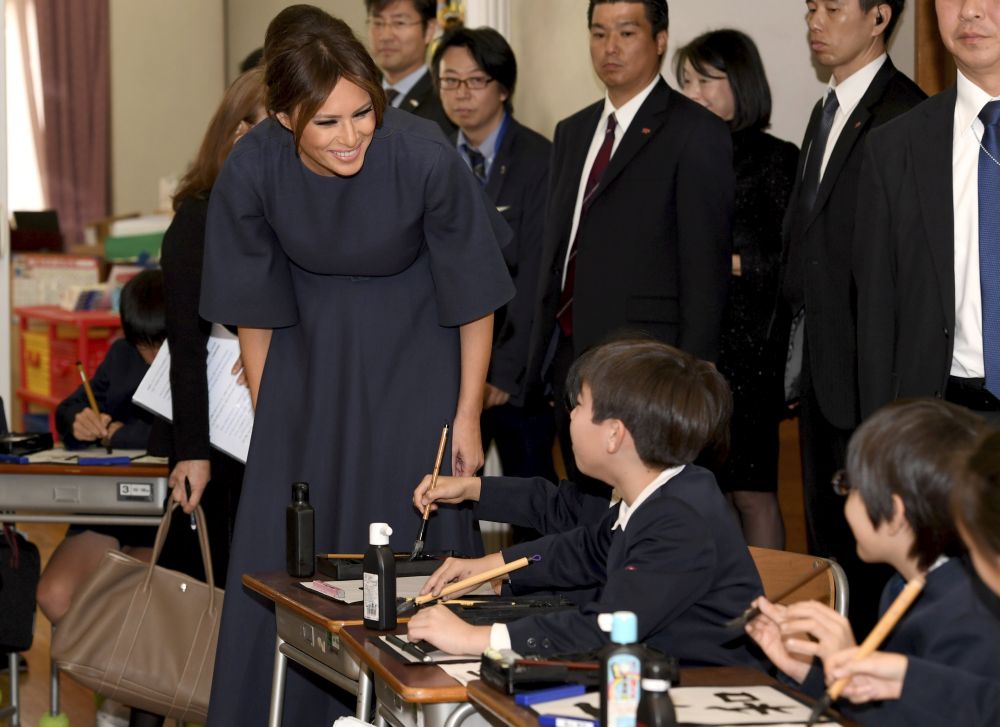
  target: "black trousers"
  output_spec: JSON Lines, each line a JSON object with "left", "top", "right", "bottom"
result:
{"left": 481, "top": 400, "right": 557, "bottom": 482}
{"left": 799, "top": 359, "right": 891, "bottom": 635}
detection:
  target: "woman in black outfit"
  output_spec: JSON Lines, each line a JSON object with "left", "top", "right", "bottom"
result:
{"left": 676, "top": 30, "right": 797, "bottom": 548}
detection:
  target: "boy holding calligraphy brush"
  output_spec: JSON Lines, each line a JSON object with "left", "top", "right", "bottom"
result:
{"left": 408, "top": 339, "right": 763, "bottom": 665}
{"left": 744, "top": 400, "right": 1000, "bottom": 727}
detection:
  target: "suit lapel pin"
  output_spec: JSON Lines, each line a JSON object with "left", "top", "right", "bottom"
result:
{"left": 641, "top": 127, "right": 651, "bottom": 135}
{"left": 500, "top": 164, "right": 507, "bottom": 176}
{"left": 854, "top": 121, "right": 862, "bottom": 128}
{"left": 408, "top": 99, "right": 419, "bottom": 108}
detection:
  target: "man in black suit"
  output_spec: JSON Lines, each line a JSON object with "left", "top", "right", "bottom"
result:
{"left": 856, "top": 0, "right": 1000, "bottom": 428}
{"left": 526, "top": 0, "right": 733, "bottom": 485}
{"left": 433, "top": 27, "right": 556, "bottom": 482}
{"left": 779, "top": 0, "right": 924, "bottom": 630}
{"left": 365, "top": 0, "right": 455, "bottom": 135}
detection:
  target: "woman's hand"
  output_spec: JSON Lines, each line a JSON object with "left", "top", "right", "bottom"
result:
{"left": 483, "top": 383, "right": 510, "bottom": 410}
{"left": 744, "top": 597, "right": 812, "bottom": 683}
{"left": 420, "top": 553, "right": 504, "bottom": 598}
{"left": 451, "top": 411, "right": 484, "bottom": 476}
{"left": 231, "top": 355, "right": 247, "bottom": 387}
{"left": 169, "top": 459, "right": 211, "bottom": 513}
{"left": 825, "top": 648, "right": 908, "bottom": 704}
{"left": 412, "top": 475, "right": 482, "bottom": 513}
{"left": 72, "top": 409, "right": 111, "bottom": 442}
{"left": 406, "top": 604, "right": 490, "bottom": 655}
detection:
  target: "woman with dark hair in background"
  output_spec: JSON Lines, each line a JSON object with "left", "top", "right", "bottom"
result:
{"left": 151, "top": 66, "right": 266, "bottom": 585}
{"left": 199, "top": 6, "right": 512, "bottom": 723}
{"left": 675, "top": 29, "right": 797, "bottom": 548}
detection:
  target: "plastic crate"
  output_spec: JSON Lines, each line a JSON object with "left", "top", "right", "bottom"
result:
{"left": 20, "top": 323, "right": 114, "bottom": 399}
{"left": 22, "top": 329, "right": 51, "bottom": 396}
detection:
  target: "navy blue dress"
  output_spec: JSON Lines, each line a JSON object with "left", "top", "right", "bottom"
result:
{"left": 199, "top": 110, "right": 513, "bottom": 724}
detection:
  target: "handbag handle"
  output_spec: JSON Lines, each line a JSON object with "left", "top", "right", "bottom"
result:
{"left": 143, "top": 502, "right": 218, "bottom": 613}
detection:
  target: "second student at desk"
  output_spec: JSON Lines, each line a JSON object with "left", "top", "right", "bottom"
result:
{"left": 408, "top": 339, "right": 763, "bottom": 666}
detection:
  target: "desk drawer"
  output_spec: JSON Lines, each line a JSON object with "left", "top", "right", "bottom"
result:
{"left": 276, "top": 606, "right": 360, "bottom": 680}
{"left": 374, "top": 680, "right": 487, "bottom": 727}
{"left": 0, "top": 473, "right": 167, "bottom": 513}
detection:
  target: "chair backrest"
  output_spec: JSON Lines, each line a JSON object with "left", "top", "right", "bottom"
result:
{"left": 748, "top": 546, "right": 849, "bottom": 617}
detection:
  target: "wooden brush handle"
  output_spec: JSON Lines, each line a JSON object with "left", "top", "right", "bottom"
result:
{"left": 415, "top": 556, "right": 531, "bottom": 605}
{"left": 828, "top": 578, "right": 925, "bottom": 700}
{"left": 421, "top": 425, "right": 450, "bottom": 520}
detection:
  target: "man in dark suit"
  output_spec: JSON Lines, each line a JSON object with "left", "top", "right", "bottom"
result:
{"left": 526, "top": 0, "right": 733, "bottom": 483}
{"left": 433, "top": 26, "right": 556, "bottom": 482}
{"left": 779, "top": 0, "right": 925, "bottom": 631}
{"left": 365, "top": 0, "right": 455, "bottom": 135}
{"left": 856, "top": 0, "right": 1000, "bottom": 427}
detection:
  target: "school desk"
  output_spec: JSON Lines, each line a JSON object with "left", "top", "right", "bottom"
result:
{"left": 339, "top": 623, "right": 484, "bottom": 727}
{"left": 0, "top": 461, "right": 169, "bottom": 526}
{"left": 464, "top": 667, "right": 864, "bottom": 727}
{"left": 242, "top": 571, "right": 380, "bottom": 727}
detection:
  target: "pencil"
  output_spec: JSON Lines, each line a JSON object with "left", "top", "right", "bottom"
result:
{"left": 805, "top": 577, "right": 925, "bottom": 726}
{"left": 77, "top": 361, "right": 112, "bottom": 453}
{"left": 725, "top": 560, "right": 833, "bottom": 629}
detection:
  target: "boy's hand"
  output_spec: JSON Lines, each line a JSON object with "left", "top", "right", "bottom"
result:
{"left": 778, "top": 600, "right": 857, "bottom": 662}
{"left": 825, "top": 648, "right": 908, "bottom": 703}
{"left": 72, "top": 409, "right": 111, "bottom": 442}
{"left": 406, "top": 604, "right": 490, "bottom": 655}
{"left": 412, "top": 475, "right": 482, "bottom": 513}
{"left": 744, "top": 597, "right": 812, "bottom": 683}
{"left": 420, "top": 553, "right": 504, "bottom": 598}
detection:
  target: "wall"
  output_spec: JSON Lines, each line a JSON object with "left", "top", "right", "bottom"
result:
{"left": 509, "top": 0, "right": 915, "bottom": 145}
{"left": 109, "top": 0, "right": 225, "bottom": 215}
{"left": 1, "top": 6, "right": 9, "bottom": 423}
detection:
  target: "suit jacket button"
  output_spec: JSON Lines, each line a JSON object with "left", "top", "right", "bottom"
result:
{"left": 944, "top": 328, "right": 950, "bottom": 337}
{"left": 526, "top": 637, "right": 537, "bottom": 648}
{"left": 542, "top": 638, "right": 552, "bottom": 649}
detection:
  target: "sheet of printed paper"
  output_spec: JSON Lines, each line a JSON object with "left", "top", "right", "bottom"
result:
{"left": 132, "top": 324, "right": 253, "bottom": 462}
{"left": 532, "top": 685, "right": 838, "bottom": 726}
{"left": 299, "top": 576, "right": 493, "bottom": 604}
{"left": 26, "top": 448, "right": 157, "bottom": 464}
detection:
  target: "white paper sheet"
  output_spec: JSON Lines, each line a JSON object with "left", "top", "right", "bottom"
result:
{"left": 132, "top": 324, "right": 253, "bottom": 463}
{"left": 532, "top": 686, "right": 839, "bottom": 726}
{"left": 299, "top": 576, "right": 493, "bottom": 604}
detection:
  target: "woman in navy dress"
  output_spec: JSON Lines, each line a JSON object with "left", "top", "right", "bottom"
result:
{"left": 199, "top": 7, "right": 513, "bottom": 723}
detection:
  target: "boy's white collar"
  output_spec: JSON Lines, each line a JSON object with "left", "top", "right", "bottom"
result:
{"left": 612, "top": 465, "right": 685, "bottom": 532}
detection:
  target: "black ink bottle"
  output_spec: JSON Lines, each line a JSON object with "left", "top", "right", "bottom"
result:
{"left": 636, "top": 655, "right": 679, "bottom": 727}
{"left": 286, "top": 481, "right": 314, "bottom": 577}
{"left": 363, "top": 522, "right": 396, "bottom": 629}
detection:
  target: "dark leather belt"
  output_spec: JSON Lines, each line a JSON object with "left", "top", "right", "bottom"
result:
{"left": 946, "top": 376, "right": 1000, "bottom": 412}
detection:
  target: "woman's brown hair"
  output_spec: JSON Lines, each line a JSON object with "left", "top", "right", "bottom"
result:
{"left": 263, "top": 4, "right": 386, "bottom": 149}
{"left": 173, "top": 67, "right": 266, "bottom": 210}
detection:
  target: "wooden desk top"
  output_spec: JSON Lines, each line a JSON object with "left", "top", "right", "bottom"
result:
{"left": 243, "top": 571, "right": 368, "bottom": 633}
{"left": 0, "top": 462, "right": 168, "bottom": 477}
{"left": 339, "top": 624, "right": 469, "bottom": 704}
{"left": 465, "top": 667, "right": 863, "bottom": 727}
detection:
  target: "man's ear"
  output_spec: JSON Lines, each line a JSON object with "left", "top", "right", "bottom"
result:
{"left": 423, "top": 18, "right": 437, "bottom": 47}
{"left": 872, "top": 3, "right": 891, "bottom": 38}
{"left": 276, "top": 111, "right": 293, "bottom": 132}
{"left": 656, "top": 29, "right": 668, "bottom": 58}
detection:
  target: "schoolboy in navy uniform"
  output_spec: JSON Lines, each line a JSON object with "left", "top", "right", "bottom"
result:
{"left": 823, "top": 427, "right": 1000, "bottom": 725}
{"left": 745, "top": 399, "right": 1000, "bottom": 727}
{"left": 408, "top": 339, "right": 763, "bottom": 666}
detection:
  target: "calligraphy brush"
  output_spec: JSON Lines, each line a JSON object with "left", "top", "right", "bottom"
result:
{"left": 804, "top": 578, "right": 925, "bottom": 727}
{"left": 409, "top": 424, "right": 449, "bottom": 561}
{"left": 397, "top": 554, "right": 539, "bottom": 616}
{"left": 724, "top": 560, "right": 832, "bottom": 630}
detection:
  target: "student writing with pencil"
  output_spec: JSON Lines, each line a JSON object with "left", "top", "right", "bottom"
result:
{"left": 744, "top": 400, "right": 1000, "bottom": 726}
{"left": 408, "top": 339, "right": 764, "bottom": 666}
{"left": 820, "top": 428, "right": 1000, "bottom": 725}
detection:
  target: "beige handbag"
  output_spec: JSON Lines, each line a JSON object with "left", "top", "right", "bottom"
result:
{"left": 52, "top": 503, "right": 222, "bottom": 723}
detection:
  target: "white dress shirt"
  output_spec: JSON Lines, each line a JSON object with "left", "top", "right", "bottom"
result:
{"left": 488, "top": 465, "right": 686, "bottom": 650}
{"left": 951, "top": 70, "right": 1000, "bottom": 378}
{"left": 383, "top": 65, "right": 428, "bottom": 108}
{"left": 561, "top": 74, "right": 661, "bottom": 288}
{"left": 817, "top": 54, "right": 887, "bottom": 180}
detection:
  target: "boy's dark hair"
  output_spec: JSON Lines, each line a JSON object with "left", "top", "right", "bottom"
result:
{"left": 847, "top": 399, "right": 984, "bottom": 570}
{"left": 364, "top": 0, "right": 436, "bottom": 26}
{"left": 859, "top": 0, "right": 904, "bottom": 44}
{"left": 431, "top": 26, "right": 517, "bottom": 113}
{"left": 953, "top": 428, "right": 1000, "bottom": 559}
{"left": 587, "top": 0, "right": 669, "bottom": 35}
{"left": 674, "top": 29, "right": 772, "bottom": 132}
{"left": 566, "top": 338, "right": 731, "bottom": 469}
{"left": 119, "top": 269, "right": 166, "bottom": 348}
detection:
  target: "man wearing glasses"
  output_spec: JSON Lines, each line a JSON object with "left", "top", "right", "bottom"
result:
{"left": 365, "top": 0, "right": 455, "bottom": 134}
{"left": 434, "top": 27, "right": 557, "bottom": 491}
